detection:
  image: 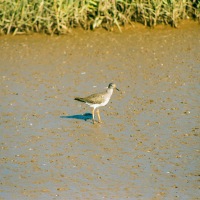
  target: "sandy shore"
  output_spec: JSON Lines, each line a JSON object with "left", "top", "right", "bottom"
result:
{"left": 0, "top": 21, "right": 200, "bottom": 199}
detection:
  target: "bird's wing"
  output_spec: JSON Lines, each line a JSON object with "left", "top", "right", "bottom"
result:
{"left": 84, "top": 92, "right": 105, "bottom": 104}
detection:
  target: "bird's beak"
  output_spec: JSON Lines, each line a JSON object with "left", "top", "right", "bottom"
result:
{"left": 116, "top": 88, "right": 120, "bottom": 91}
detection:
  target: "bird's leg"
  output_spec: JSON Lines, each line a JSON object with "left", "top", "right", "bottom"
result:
{"left": 96, "top": 109, "right": 102, "bottom": 123}
{"left": 92, "top": 108, "right": 96, "bottom": 124}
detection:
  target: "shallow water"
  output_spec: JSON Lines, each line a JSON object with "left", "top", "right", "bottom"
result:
{"left": 0, "top": 21, "right": 200, "bottom": 199}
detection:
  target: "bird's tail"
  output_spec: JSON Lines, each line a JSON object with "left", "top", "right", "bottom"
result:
{"left": 74, "top": 97, "right": 86, "bottom": 103}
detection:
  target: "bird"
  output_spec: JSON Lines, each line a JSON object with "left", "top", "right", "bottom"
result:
{"left": 74, "top": 83, "right": 119, "bottom": 124}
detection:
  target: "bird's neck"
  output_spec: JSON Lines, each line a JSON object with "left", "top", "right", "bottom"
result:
{"left": 106, "top": 88, "right": 113, "bottom": 96}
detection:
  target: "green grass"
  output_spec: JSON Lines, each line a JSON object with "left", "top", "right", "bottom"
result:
{"left": 0, "top": 0, "right": 199, "bottom": 35}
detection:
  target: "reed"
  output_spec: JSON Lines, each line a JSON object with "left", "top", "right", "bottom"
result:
{"left": 0, "top": 0, "right": 199, "bottom": 35}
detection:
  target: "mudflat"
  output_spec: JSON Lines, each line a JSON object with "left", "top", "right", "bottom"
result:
{"left": 0, "top": 21, "right": 200, "bottom": 200}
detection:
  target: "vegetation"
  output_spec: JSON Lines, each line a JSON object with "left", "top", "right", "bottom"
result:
{"left": 0, "top": 0, "right": 199, "bottom": 35}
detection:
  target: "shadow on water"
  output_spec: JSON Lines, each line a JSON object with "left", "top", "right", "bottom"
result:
{"left": 60, "top": 113, "right": 92, "bottom": 121}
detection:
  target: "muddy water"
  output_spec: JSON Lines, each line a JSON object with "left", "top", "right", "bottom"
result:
{"left": 0, "top": 21, "right": 200, "bottom": 200}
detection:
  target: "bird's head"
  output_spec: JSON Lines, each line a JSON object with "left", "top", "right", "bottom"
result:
{"left": 108, "top": 83, "right": 120, "bottom": 91}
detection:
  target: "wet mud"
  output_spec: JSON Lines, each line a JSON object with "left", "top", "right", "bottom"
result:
{"left": 0, "top": 21, "right": 200, "bottom": 199}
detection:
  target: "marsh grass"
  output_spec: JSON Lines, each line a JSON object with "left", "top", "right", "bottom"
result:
{"left": 0, "top": 0, "right": 199, "bottom": 35}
